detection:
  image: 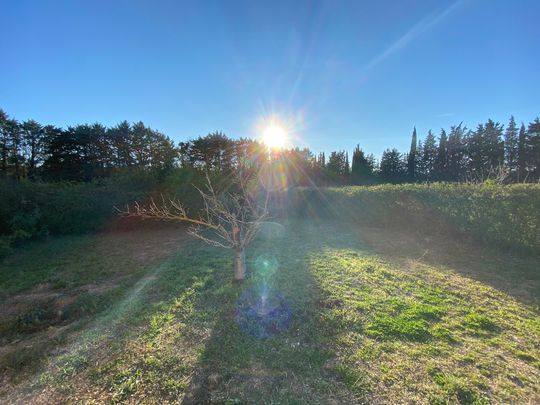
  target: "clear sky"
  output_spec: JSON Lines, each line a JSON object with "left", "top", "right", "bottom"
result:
{"left": 1, "top": 0, "right": 539, "bottom": 157}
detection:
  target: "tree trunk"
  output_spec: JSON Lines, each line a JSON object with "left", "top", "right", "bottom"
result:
{"left": 234, "top": 249, "right": 246, "bottom": 281}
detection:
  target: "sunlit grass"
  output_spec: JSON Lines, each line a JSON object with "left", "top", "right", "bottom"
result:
{"left": 1, "top": 220, "right": 539, "bottom": 403}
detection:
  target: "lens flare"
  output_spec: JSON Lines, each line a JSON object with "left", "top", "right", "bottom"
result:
{"left": 262, "top": 125, "right": 287, "bottom": 149}
{"left": 235, "top": 286, "right": 291, "bottom": 339}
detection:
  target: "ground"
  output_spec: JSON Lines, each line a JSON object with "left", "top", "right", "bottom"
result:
{"left": 0, "top": 220, "right": 539, "bottom": 404}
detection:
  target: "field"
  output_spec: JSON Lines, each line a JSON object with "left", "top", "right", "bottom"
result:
{"left": 1, "top": 214, "right": 539, "bottom": 404}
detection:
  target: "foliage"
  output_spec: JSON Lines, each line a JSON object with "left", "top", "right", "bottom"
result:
{"left": 289, "top": 183, "right": 540, "bottom": 251}
{"left": 0, "top": 169, "right": 208, "bottom": 247}
{"left": 2, "top": 108, "right": 539, "bottom": 186}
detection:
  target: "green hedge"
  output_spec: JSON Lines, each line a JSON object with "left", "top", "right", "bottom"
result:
{"left": 1, "top": 176, "right": 538, "bottom": 255}
{"left": 287, "top": 183, "right": 540, "bottom": 252}
{"left": 0, "top": 168, "right": 210, "bottom": 255}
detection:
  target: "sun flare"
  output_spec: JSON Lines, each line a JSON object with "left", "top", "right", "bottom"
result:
{"left": 262, "top": 125, "right": 287, "bottom": 149}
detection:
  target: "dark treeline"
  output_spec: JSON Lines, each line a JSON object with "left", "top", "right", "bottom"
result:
{"left": 1, "top": 108, "right": 539, "bottom": 185}
{"left": 383, "top": 118, "right": 540, "bottom": 184}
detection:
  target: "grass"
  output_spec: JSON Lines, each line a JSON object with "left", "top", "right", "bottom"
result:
{"left": 0, "top": 219, "right": 539, "bottom": 404}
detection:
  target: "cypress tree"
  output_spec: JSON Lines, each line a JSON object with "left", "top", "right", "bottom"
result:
{"left": 526, "top": 118, "right": 540, "bottom": 181}
{"left": 435, "top": 129, "right": 448, "bottom": 180}
{"left": 407, "top": 127, "right": 417, "bottom": 181}
{"left": 517, "top": 123, "right": 527, "bottom": 182}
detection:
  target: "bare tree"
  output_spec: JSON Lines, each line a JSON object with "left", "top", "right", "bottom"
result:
{"left": 119, "top": 172, "right": 270, "bottom": 281}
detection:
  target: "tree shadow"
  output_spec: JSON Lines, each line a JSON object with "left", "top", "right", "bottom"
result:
{"left": 91, "top": 218, "right": 537, "bottom": 404}
{"left": 181, "top": 220, "right": 365, "bottom": 404}
{"left": 345, "top": 220, "right": 540, "bottom": 309}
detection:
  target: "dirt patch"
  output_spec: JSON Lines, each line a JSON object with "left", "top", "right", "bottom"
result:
{"left": 96, "top": 226, "right": 191, "bottom": 265}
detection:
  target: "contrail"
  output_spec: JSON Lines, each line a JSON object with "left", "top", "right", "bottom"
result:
{"left": 361, "top": 0, "right": 468, "bottom": 75}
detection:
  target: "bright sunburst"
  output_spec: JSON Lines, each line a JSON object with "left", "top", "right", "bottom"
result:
{"left": 262, "top": 125, "right": 287, "bottom": 149}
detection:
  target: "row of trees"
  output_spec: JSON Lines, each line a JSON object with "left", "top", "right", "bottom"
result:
{"left": 392, "top": 117, "right": 540, "bottom": 183}
{"left": 312, "top": 116, "right": 540, "bottom": 184}
{"left": 1, "top": 108, "right": 539, "bottom": 184}
{"left": 0, "top": 111, "right": 177, "bottom": 181}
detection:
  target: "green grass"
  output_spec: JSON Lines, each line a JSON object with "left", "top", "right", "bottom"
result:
{"left": 0, "top": 220, "right": 539, "bottom": 404}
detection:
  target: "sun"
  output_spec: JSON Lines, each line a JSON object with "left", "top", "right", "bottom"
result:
{"left": 262, "top": 125, "right": 287, "bottom": 149}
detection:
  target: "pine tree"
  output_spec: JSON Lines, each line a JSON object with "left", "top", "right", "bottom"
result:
{"left": 407, "top": 127, "right": 417, "bottom": 181}
{"left": 504, "top": 116, "right": 519, "bottom": 178}
{"left": 416, "top": 138, "right": 425, "bottom": 181}
{"left": 21, "top": 119, "right": 45, "bottom": 179}
{"left": 526, "top": 118, "right": 540, "bottom": 181}
{"left": 517, "top": 123, "right": 527, "bottom": 182}
{"left": 327, "top": 151, "right": 348, "bottom": 176}
{"left": 484, "top": 119, "right": 504, "bottom": 173}
{"left": 6, "top": 118, "right": 23, "bottom": 180}
{"left": 316, "top": 152, "right": 326, "bottom": 168}
{"left": 351, "top": 144, "right": 374, "bottom": 184}
{"left": 467, "top": 123, "right": 485, "bottom": 179}
{"left": 446, "top": 124, "right": 466, "bottom": 181}
{"left": 434, "top": 129, "right": 448, "bottom": 180}
{"left": 379, "top": 148, "right": 405, "bottom": 183}
{"left": 421, "top": 130, "right": 437, "bottom": 181}
{"left": 0, "top": 110, "right": 10, "bottom": 176}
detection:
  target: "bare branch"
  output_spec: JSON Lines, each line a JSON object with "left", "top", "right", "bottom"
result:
{"left": 118, "top": 172, "right": 270, "bottom": 252}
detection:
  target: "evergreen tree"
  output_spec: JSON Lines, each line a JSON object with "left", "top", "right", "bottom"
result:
{"left": 526, "top": 118, "right": 540, "bottom": 181}
{"left": 109, "top": 121, "right": 134, "bottom": 168}
{"left": 504, "top": 116, "right": 519, "bottom": 178}
{"left": 407, "top": 127, "right": 417, "bottom": 181}
{"left": 21, "top": 119, "right": 45, "bottom": 179}
{"left": 351, "top": 144, "right": 374, "bottom": 184}
{"left": 0, "top": 110, "right": 10, "bottom": 176}
{"left": 434, "top": 129, "right": 448, "bottom": 180}
{"left": 416, "top": 138, "right": 425, "bottom": 181}
{"left": 421, "top": 130, "right": 437, "bottom": 181}
{"left": 379, "top": 148, "right": 405, "bottom": 183}
{"left": 484, "top": 119, "right": 504, "bottom": 172}
{"left": 6, "top": 117, "right": 23, "bottom": 179}
{"left": 467, "top": 123, "right": 484, "bottom": 179}
{"left": 43, "top": 125, "right": 84, "bottom": 181}
{"left": 326, "top": 150, "right": 348, "bottom": 177}
{"left": 446, "top": 124, "right": 466, "bottom": 181}
{"left": 517, "top": 123, "right": 527, "bottom": 182}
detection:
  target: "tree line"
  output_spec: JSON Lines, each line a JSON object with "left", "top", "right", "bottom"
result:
{"left": 378, "top": 117, "right": 540, "bottom": 184}
{"left": 1, "top": 108, "right": 539, "bottom": 184}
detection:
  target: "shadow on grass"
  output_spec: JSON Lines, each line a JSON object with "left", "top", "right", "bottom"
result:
{"left": 5, "top": 217, "right": 538, "bottom": 403}
{"left": 294, "top": 190, "right": 539, "bottom": 309}
{"left": 181, "top": 222, "right": 365, "bottom": 404}
{"left": 346, "top": 220, "right": 540, "bottom": 309}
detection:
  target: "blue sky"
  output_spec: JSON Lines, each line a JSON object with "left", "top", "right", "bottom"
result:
{"left": 1, "top": 0, "right": 539, "bottom": 157}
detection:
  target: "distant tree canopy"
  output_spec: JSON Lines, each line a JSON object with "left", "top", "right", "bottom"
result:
{"left": 0, "top": 108, "right": 539, "bottom": 184}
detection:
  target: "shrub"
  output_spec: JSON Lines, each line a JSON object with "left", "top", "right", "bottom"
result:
{"left": 287, "top": 183, "right": 540, "bottom": 252}
{"left": 0, "top": 168, "right": 210, "bottom": 253}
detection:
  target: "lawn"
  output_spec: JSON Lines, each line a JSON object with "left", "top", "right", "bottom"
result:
{"left": 0, "top": 219, "right": 539, "bottom": 404}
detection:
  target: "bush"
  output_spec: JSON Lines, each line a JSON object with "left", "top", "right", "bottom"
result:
{"left": 0, "top": 237, "right": 12, "bottom": 258}
{"left": 287, "top": 183, "right": 540, "bottom": 252}
{"left": 0, "top": 168, "right": 210, "bottom": 252}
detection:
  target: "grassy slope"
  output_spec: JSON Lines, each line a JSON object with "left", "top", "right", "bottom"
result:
{"left": 0, "top": 220, "right": 539, "bottom": 404}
